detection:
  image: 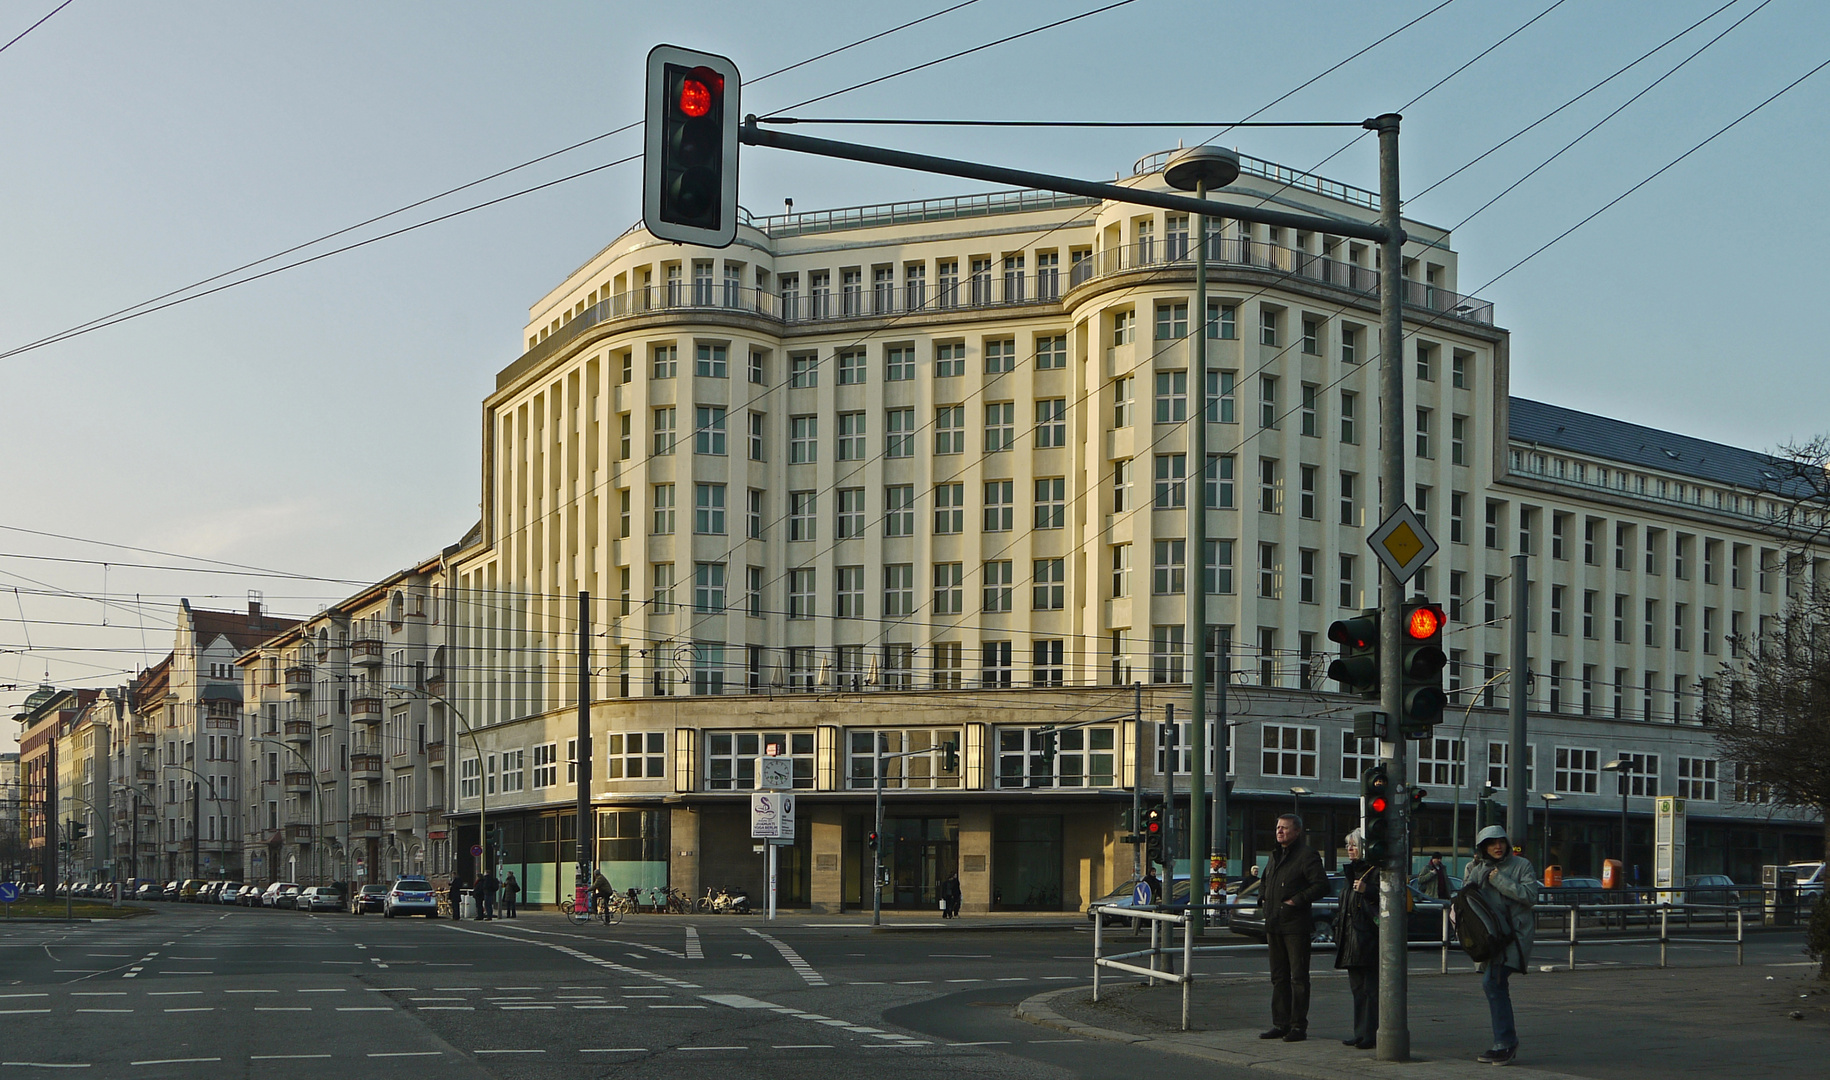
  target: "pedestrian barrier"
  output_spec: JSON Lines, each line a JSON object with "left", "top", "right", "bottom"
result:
{"left": 1437, "top": 902, "right": 1746, "bottom": 973}
{"left": 1089, "top": 903, "right": 1276, "bottom": 1031}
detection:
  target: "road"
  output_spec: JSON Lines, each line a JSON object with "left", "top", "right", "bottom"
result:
{"left": 0, "top": 903, "right": 1247, "bottom": 1079}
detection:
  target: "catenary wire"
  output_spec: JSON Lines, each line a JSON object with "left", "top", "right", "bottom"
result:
{"left": 0, "top": 0, "right": 72, "bottom": 56}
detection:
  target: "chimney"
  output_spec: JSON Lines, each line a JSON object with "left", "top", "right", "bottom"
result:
{"left": 248, "top": 589, "right": 264, "bottom": 626}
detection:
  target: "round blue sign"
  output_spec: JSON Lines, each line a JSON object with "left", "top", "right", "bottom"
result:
{"left": 0, "top": 882, "right": 18, "bottom": 903}
{"left": 1132, "top": 881, "right": 1154, "bottom": 906}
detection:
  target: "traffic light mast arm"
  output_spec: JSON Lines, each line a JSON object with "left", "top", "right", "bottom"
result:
{"left": 737, "top": 119, "right": 1396, "bottom": 244}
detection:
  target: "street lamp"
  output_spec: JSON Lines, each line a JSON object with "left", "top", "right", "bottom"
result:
{"left": 1289, "top": 786, "right": 1311, "bottom": 814}
{"left": 388, "top": 685, "right": 484, "bottom": 882}
{"left": 1539, "top": 793, "right": 1562, "bottom": 872}
{"left": 1601, "top": 759, "right": 1631, "bottom": 883}
{"left": 161, "top": 761, "right": 228, "bottom": 881}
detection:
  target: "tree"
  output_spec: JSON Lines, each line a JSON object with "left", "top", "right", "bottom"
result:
{"left": 1711, "top": 585, "right": 1830, "bottom": 861}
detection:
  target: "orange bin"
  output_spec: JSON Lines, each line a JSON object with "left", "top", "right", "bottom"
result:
{"left": 1543, "top": 865, "right": 1563, "bottom": 888}
{"left": 1601, "top": 859, "right": 1625, "bottom": 890}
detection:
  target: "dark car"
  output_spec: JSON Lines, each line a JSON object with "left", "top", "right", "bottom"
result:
{"left": 1086, "top": 877, "right": 1195, "bottom": 925}
{"left": 134, "top": 882, "right": 162, "bottom": 902}
{"left": 1542, "top": 876, "right": 1607, "bottom": 906}
{"left": 351, "top": 884, "right": 389, "bottom": 914}
{"left": 1227, "top": 873, "right": 1345, "bottom": 942}
{"left": 1681, "top": 874, "right": 1751, "bottom": 908}
{"left": 163, "top": 880, "right": 181, "bottom": 901}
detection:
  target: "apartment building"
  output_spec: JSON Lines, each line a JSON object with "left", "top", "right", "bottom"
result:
{"left": 434, "top": 148, "right": 1814, "bottom": 910}
{"left": 236, "top": 558, "right": 452, "bottom": 888}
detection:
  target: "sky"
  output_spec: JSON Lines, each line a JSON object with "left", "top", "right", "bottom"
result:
{"left": 4, "top": 0, "right": 1828, "bottom": 747}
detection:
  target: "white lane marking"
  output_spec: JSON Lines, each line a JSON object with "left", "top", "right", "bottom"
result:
{"left": 947, "top": 1041, "right": 1011, "bottom": 1047}
{"left": 580, "top": 1049, "right": 647, "bottom": 1054}
{"left": 251, "top": 1055, "right": 331, "bottom": 1060}
{"left": 148, "top": 992, "right": 201, "bottom": 997}
{"left": 76, "top": 1009, "right": 133, "bottom": 1013}
{"left": 223, "top": 990, "right": 277, "bottom": 994}
{"left": 255, "top": 1007, "right": 311, "bottom": 1012}
{"left": 439, "top": 923, "right": 701, "bottom": 988}
{"left": 649, "top": 1004, "right": 706, "bottom": 1009}
{"left": 678, "top": 1046, "right": 745, "bottom": 1051}
{"left": 742, "top": 927, "right": 827, "bottom": 986}
{"left": 572, "top": 1005, "right": 626, "bottom": 1009}
{"left": 162, "top": 1007, "right": 214, "bottom": 1013}
{"left": 685, "top": 926, "right": 704, "bottom": 959}
{"left": 131, "top": 1058, "right": 221, "bottom": 1065}
{"left": 1, "top": 1064, "right": 90, "bottom": 1069}
{"left": 474, "top": 1049, "right": 545, "bottom": 1054}
{"left": 336, "top": 1006, "right": 391, "bottom": 1012}
{"left": 410, "top": 997, "right": 466, "bottom": 1001}
{"left": 369, "top": 1051, "right": 443, "bottom": 1057}
{"left": 929, "top": 954, "right": 991, "bottom": 958}
{"left": 701, "top": 994, "right": 775, "bottom": 1009}
{"left": 70, "top": 993, "right": 125, "bottom": 998}
{"left": 0, "top": 994, "right": 50, "bottom": 998}
{"left": 773, "top": 1044, "right": 835, "bottom": 1049}
{"left": 498, "top": 1005, "right": 556, "bottom": 1010}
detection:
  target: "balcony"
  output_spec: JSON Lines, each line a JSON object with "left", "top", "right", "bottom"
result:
{"left": 350, "top": 694, "right": 383, "bottom": 725}
{"left": 283, "top": 666, "right": 312, "bottom": 694}
{"left": 393, "top": 811, "right": 423, "bottom": 832}
{"left": 350, "top": 814, "right": 383, "bottom": 838}
{"left": 284, "top": 771, "right": 312, "bottom": 794}
{"left": 284, "top": 719, "right": 311, "bottom": 744}
{"left": 349, "top": 753, "right": 383, "bottom": 781}
{"left": 135, "top": 764, "right": 156, "bottom": 782}
{"left": 425, "top": 741, "right": 445, "bottom": 764}
{"left": 350, "top": 639, "right": 383, "bottom": 668}
{"left": 285, "top": 824, "right": 312, "bottom": 842}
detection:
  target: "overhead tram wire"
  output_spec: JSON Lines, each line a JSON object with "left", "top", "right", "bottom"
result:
{"left": 0, "top": 0, "right": 1001, "bottom": 363}
{"left": 753, "top": 118, "right": 1368, "bottom": 128}
{"left": 0, "top": 523, "right": 374, "bottom": 586}
{"left": 0, "top": 0, "right": 73, "bottom": 57}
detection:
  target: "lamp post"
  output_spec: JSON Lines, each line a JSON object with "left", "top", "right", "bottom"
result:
{"left": 1289, "top": 787, "right": 1311, "bottom": 815}
{"left": 1602, "top": 759, "right": 1631, "bottom": 882}
{"left": 389, "top": 686, "right": 484, "bottom": 882}
{"left": 1539, "top": 793, "right": 1561, "bottom": 872}
{"left": 161, "top": 761, "right": 226, "bottom": 881}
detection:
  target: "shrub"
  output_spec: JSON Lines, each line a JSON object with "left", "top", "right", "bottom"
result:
{"left": 1809, "top": 895, "right": 1830, "bottom": 981}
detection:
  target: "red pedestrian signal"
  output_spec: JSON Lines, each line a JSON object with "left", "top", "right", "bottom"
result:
{"left": 644, "top": 45, "right": 740, "bottom": 248}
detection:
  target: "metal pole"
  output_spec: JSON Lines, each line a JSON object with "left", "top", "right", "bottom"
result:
{"left": 1214, "top": 647, "right": 1229, "bottom": 907}
{"left": 1161, "top": 705, "right": 1175, "bottom": 898}
{"left": 1132, "top": 682, "right": 1143, "bottom": 881}
{"left": 768, "top": 839, "right": 777, "bottom": 920}
{"left": 576, "top": 591, "right": 592, "bottom": 915}
{"left": 1619, "top": 775, "right": 1629, "bottom": 882}
{"left": 1370, "top": 111, "right": 1411, "bottom": 1064}
{"left": 1186, "top": 173, "right": 1209, "bottom": 936}
{"left": 1509, "top": 553, "right": 1529, "bottom": 853}
{"left": 872, "top": 737, "right": 883, "bottom": 926}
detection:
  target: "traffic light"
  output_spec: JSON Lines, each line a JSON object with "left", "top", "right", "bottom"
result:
{"left": 867, "top": 830, "right": 880, "bottom": 851}
{"left": 1144, "top": 805, "right": 1164, "bottom": 867}
{"left": 1360, "top": 764, "right": 1392, "bottom": 868}
{"left": 1033, "top": 726, "right": 1058, "bottom": 788}
{"left": 1477, "top": 783, "right": 1505, "bottom": 829}
{"left": 73, "top": 819, "right": 88, "bottom": 841}
{"left": 1327, "top": 611, "right": 1380, "bottom": 698}
{"left": 644, "top": 44, "right": 741, "bottom": 248}
{"left": 940, "top": 739, "right": 960, "bottom": 774}
{"left": 1398, "top": 601, "right": 1449, "bottom": 732}
{"left": 1410, "top": 787, "right": 1427, "bottom": 814}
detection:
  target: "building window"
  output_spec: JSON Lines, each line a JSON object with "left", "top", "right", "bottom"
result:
{"left": 748, "top": 411, "right": 765, "bottom": 460}
{"left": 837, "top": 348, "right": 866, "bottom": 385}
{"left": 1259, "top": 543, "right": 1279, "bottom": 599}
{"left": 1207, "top": 300, "right": 1236, "bottom": 340}
{"left": 1154, "top": 371, "right": 1188, "bottom": 424}
{"left": 984, "top": 401, "right": 1015, "bottom": 451}
{"left": 1032, "top": 640, "right": 1065, "bottom": 686}
{"left": 789, "top": 415, "right": 817, "bottom": 463}
{"left": 935, "top": 341, "right": 965, "bottom": 378}
{"left": 1112, "top": 375, "right": 1135, "bottom": 428}
{"left": 1206, "top": 369, "right": 1236, "bottom": 423}
{"left": 1451, "top": 415, "right": 1467, "bottom": 465}
{"left": 982, "top": 561, "right": 1013, "bottom": 613}
{"left": 1676, "top": 757, "right": 1716, "bottom": 801}
{"left": 1259, "top": 375, "right": 1277, "bottom": 428}
{"left": 1259, "top": 308, "right": 1280, "bottom": 347}
{"left": 885, "top": 484, "right": 915, "bottom": 537}
{"left": 1036, "top": 398, "right": 1068, "bottom": 448}
{"left": 1154, "top": 453, "right": 1186, "bottom": 509}
{"left": 883, "top": 564, "right": 914, "bottom": 617}
{"left": 1338, "top": 554, "right": 1355, "bottom": 608}
{"left": 1205, "top": 453, "right": 1235, "bottom": 509}
{"left": 1033, "top": 558, "right": 1065, "bottom": 610}
{"left": 905, "top": 264, "right": 926, "bottom": 311}
{"left": 886, "top": 407, "right": 915, "bottom": 458}
{"left": 934, "top": 483, "right": 964, "bottom": 534}
{"left": 836, "top": 487, "right": 865, "bottom": 539}
{"left": 1298, "top": 465, "right": 1317, "bottom": 519}
{"left": 848, "top": 728, "right": 964, "bottom": 790}
{"left": 1301, "top": 317, "right": 1320, "bottom": 355}
{"left": 1486, "top": 742, "right": 1535, "bottom": 792}
{"left": 1553, "top": 747, "right": 1600, "bottom": 794}
{"left": 704, "top": 731, "right": 813, "bottom": 790}
{"left": 747, "top": 566, "right": 764, "bottom": 617}
{"left": 652, "top": 484, "right": 676, "bottom": 535}
{"left": 790, "top": 352, "right": 817, "bottom": 388}
{"left": 935, "top": 406, "right": 965, "bottom": 454}
{"left": 1151, "top": 625, "right": 1185, "bottom": 684}
{"left": 746, "top": 488, "right": 764, "bottom": 539}
{"left": 885, "top": 344, "right": 914, "bottom": 381}
{"left": 1415, "top": 408, "right": 1432, "bottom": 458}
{"left": 1154, "top": 301, "right": 1188, "bottom": 340}
{"left": 695, "top": 343, "right": 727, "bottom": 378}
{"left": 1259, "top": 458, "right": 1278, "bottom": 513}
{"left": 652, "top": 344, "right": 678, "bottom": 379}
{"left": 1035, "top": 477, "right": 1066, "bottom": 529}
{"left": 980, "top": 640, "right": 1013, "bottom": 687}
{"left": 933, "top": 563, "right": 963, "bottom": 615}
{"left": 983, "top": 479, "right": 1014, "bottom": 531}
{"left": 932, "top": 642, "right": 962, "bottom": 689}
{"left": 787, "top": 569, "right": 815, "bottom": 619}
{"left": 694, "top": 483, "right": 726, "bottom": 535}
{"left": 789, "top": 491, "right": 817, "bottom": 541}
{"left": 1260, "top": 724, "right": 1318, "bottom": 778}
{"left": 650, "top": 562, "right": 675, "bottom": 613}
{"left": 1153, "top": 539, "right": 1186, "bottom": 595}
{"left": 693, "top": 563, "right": 725, "bottom": 613}
{"left": 1339, "top": 471, "right": 1357, "bottom": 526}
{"left": 748, "top": 348, "right": 766, "bottom": 384}
{"left": 997, "top": 725, "right": 1115, "bottom": 788}
{"left": 653, "top": 406, "right": 676, "bottom": 455}
{"left": 836, "top": 566, "right": 865, "bottom": 619}
{"left": 498, "top": 749, "right": 524, "bottom": 793}
{"left": 984, "top": 337, "right": 1016, "bottom": 374}
{"left": 1614, "top": 751, "right": 1661, "bottom": 797}
{"left": 837, "top": 411, "right": 866, "bottom": 460}
{"left": 460, "top": 756, "right": 481, "bottom": 799}
{"left": 1036, "top": 334, "right": 1067, "bottom": 369}
{"left": 1298, "top": 548, "right": 1317, "bottom": 604}
{"left": 1205, "top": 539, "right": 1234, "bottom": 594}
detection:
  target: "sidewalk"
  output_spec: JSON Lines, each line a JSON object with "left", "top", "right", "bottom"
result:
{"left": 1018, "top": 941, "right": 1829, "bottom": 1080}
{"left": 522, "top": 907, "right": 1093, "bottom": 931}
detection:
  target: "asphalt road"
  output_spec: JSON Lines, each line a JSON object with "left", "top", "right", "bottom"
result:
{"left": 0, "top": 904, "right": 1257, "bottom": 1079}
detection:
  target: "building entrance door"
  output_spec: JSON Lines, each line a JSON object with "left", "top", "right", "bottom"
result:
{"left": 848, "top": 815, "right": 957, "bottom": 909}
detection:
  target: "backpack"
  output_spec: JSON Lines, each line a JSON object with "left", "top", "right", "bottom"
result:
{"left": 1451, "top": 880, "right": 1515, "bottom": 963}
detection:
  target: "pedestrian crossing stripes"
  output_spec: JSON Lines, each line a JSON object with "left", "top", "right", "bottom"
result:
{"left": 742, "top": 928, "right": 826, "bottom": 986}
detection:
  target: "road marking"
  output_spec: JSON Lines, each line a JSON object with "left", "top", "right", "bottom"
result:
{"left": 0, "top": 994, "right": 50, "bottom": 998}
{"left": 432, "top": 986, "right": 481, "bottom": 991}
{"left": 579, "top": 1049, "right": 647, "bottom": 1054}
{"left": 416, "top": 1006, "right": 476, "bottom": 1011}
{"left": 849, "top": 981, "right": 886, "bottom": 985}
{"left": 861, "top": 1043, "right": 930, "bottom": 1048}
{"left": 1767, "top": 961, "right": 1817, "bottom": 967}
{"left": 132, "top": 1058, "right": 221, "bottom": 1066}
{"left": 223, "top": 989, "right": 277, "bottom": 994}
{"left": 255, "top": 1007, "right": 311, "bottom": 1012}
{"left": 678, "top": 1046, "right": 745, "bottom": 1051}
{"left": 0, "top": 1010, "right": 53, "bottom": 1015}
{"left": 742, "top": 928, "right": 827, "bottom": 986}
{"left": 555, "top": 995, "right": 605, "bottom": 999}
{"left": 944, "top": 979, "right": 983, "bottom": 983}
{"left": 1, "top": 1064, "right": 90, "bottom": 1069}
{"left": 1041, "top": 975, "right": 1079, "bottom": 980}
{"left": 251, "top": 1055, "right": 331, "bottom": 1060}
{"left": 946, "top": 1041, "right": 1011, "bottom": 1047}
{"left": 494, "top": 986, "right": 540, "bottom": 990}
{"left": 572, "top": 1004, "right": 626, "bottom": 1010}
{"left": 650, "top": 1004, "right": 706, "bottom": 1009}
{"left": 995, "top": 977, "right": 1028, "bottom": 982}
{"left": 475, "top": 1049, "right": 545, "bottom": 1054}
{"left": 162, "top": 1007, "right": 214, "bottom": 1013}
{"left": 149, "top": 991, "right": 201, "bottom": 996}
{"left": 411, "top": 997, "right": 467, "bottom": 1001}
{"left": 1028, "top": 1039, "right": 1086, "bottom": 1043}
{"left": 498, "top": 1005, "right": 556, "bottom": 1010}
{"left": 336, "top": 1006, "right": 391, "bottom": 1012}
{"left": 894, "top": 980, "right": 930, "bottom": 985}
{"left": 70, "top": 993, "right": 125, "bottom": 997}
{"left": 929, "top": 953, "right": 991, "bottom": 958}
{"left": 297, "top": 988, "right": 347, "bottom": 993}
{"left": 76, "top": 1008, "right": 133, "bottom": 1013}
{"left": 772, "top": 1045, "right": 835, "bottom": 1049}
{"left": 367, "top": 986, "right": 416, "bottom": 991}
{"left": 368, "top": 1051, "right": 443, "bottom": 1058}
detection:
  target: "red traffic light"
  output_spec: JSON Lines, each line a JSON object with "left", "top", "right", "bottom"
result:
{"left": 1406, "top": 604, "right": 1444, "bottom": 639}
{"left": 1146, "top": 821, "right": 1160, "bottom": 834}
{"left": 1369, "top": 796, "right": 1388, "bottom": 814}
{"left": 678, "top": 67, "right": 722, "bottom": 117}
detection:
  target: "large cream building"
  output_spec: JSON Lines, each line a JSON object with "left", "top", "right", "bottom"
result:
{"left": 407, "top": 149, "right": 1827, "bottom": 913}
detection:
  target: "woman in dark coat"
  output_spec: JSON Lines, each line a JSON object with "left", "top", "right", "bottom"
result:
{"left": 1333, "top": 828, "right": 1379, "bottom": 1049}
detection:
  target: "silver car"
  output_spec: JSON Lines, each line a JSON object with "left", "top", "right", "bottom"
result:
{"left": 385, "top": 877, "right": 439, "bottom": 918}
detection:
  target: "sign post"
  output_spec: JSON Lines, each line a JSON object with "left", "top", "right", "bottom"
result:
{"left": 751, "top": 782, "right": 795, "bottom": 921}
{"left": 1654, "top": 797, "right": 1686, "bottom": 905}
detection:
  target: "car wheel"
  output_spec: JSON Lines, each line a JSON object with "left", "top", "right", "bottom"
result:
{"left": 385, "top": 909, "right": 395, "bottom": 919}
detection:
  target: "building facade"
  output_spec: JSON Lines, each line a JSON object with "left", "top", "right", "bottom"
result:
{"left": 236, "top": 558, "right": 453, "bottom": 889}
{"left": 433, "top": 149, "right": 1825, "bottom": 911}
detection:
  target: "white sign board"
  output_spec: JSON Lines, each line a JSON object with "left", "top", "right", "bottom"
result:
{"left": 758, "top": 755, "right": 794, "bottom": 791}
{"left": 1367, "top": 503, "right": 1438, "bottom": 585}
{"left": 1654, "top": 796, "right": 1686, "bottom": 903}
{"left": 750, "top": 791, "right": 796, "bottom": 840}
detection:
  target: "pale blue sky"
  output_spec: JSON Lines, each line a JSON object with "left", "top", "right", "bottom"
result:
{"left": 4, "top": 0, "right": 1827, "bottom": 736}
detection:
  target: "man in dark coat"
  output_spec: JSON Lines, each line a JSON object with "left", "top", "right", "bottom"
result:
{"left": 475, "top": 869, "right": 498, "bottom": 920}
{"left": 1258, "top": 813, "right": 1329, "bottom": 1042}
{"left": 940, "top": 872, "right": 962, "bottom": 918}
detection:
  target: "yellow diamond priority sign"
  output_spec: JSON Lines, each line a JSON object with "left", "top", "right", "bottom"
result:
{"left": 1368, "top": 503, "right": 1437, "bottom": 585}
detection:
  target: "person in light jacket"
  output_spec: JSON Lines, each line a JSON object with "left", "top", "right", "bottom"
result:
{"left": 1463, "top": 824, "right": 1537, "bottom": 1066}
{"left": 1333, "top": 829, "right": 1379, "bottom": 1050}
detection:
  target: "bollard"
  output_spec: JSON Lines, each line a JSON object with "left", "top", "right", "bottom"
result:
{"left": 1659, "top": 908, "right": 1668, "bottom": 969}
{"left": 1092, "top": 909, "right": 1103, "bottom": 1002}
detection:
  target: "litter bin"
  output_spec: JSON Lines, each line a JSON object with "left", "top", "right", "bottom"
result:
{"left": 461, "top": 890, "right": 479, "bottom": 920}
{"left": 1543, "top": 865, "right": 1563, "bottom": 888}
{"left": 1601, "top": 859, "right": 1625, "bottom": 891}
{"left": 1763, "top": 866, "right": 1798, "bottom": 927}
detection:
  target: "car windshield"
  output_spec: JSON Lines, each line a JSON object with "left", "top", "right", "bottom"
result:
{"left": 394, "top": 880, "right": 431, "bottom": 890}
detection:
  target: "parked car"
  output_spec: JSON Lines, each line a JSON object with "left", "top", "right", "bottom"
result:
{"left": 1787, "top": 861, "right": 1826, "bottom": 898}
{"left": 216, "top": 882, "right": 244, "bottom": 905}
{"left": 1226, "top": 873, "right": 1346, "bottom": 942}
{"left": 178, "top": 879, "right": 205, "bottom": 902}
{"left": 1086, "top": 877, "right": 1196, "bottom": 926}
{"left": 261, "top": 881, "right": 299, "bottom": 908}
{"left": 1541, "top": 876, "right": 1608, "bottom": 906}
{"left": 134, "top": 882, "right": 162, "bottom": 902}
{"left": 163, "top": 880, "right": 181, "bottom": 901}
{"left": 1680, "top": 874, "right": 1748, "bottom": 908}
{"left": 298, "top": 886, "right": 346, "bottom": 912}
{"left": 351, "top": 884, "right": 389, "bottom": 914}
{"left": 238, "top": 885, "right": 263, "bottom": 906}
{"left": 384, "top": 877, "right": 439, "bottom": 918}
{"left": 196, "top": 882, "right": 220, "bottom": 903}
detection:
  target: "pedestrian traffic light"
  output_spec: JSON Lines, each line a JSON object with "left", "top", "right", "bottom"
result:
{"left": 1361, "top": 764, "right": 1392, "bottom": 868}
{"left": 867, "top": 830, "right": 879, "bottom": 851}
{"left": 1477, "top": 783, "right": 1505, "bottom": 829}
{"left": 940, "top": 739, "right": 960, "bottom": 774}
{"left": 1032, "top": 726, "right": 1058, "bottom": 788}
{"left": 1144, "top": 805, "right": 1164, "bottom": 866}
{"left": 1327, "top": 611, "right": 1380, "bottom": 698}
{"left": 1398, "top": 601, "right": 1448, "bottom": 731}
{"left": 1410, "top": 787, "right": 1427, "bottom": 813}
{"left": 644, "top": 44, "right": 741, "bottom": 248}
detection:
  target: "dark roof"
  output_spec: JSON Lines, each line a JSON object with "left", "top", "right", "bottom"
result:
{"left": 186, "top": 602, "right": 301, "bottom": 653}
{"left": 200, "top": 683, "right": 243, "bottom": 703}
{"left": 1508, "top": 398, "right": 1820, "bottom": 499}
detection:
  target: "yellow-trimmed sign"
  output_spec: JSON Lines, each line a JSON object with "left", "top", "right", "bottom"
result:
{"left": 1367, "top": 504, "right": 1438, "bottom": 584}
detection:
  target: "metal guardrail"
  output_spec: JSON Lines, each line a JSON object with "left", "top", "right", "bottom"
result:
{"left": 1437, "top": 902, "right": 1749, "bottom": 974}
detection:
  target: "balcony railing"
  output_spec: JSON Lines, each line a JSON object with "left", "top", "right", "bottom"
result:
{"left": 426, "top": 741, "right": 445, "bottom": 764}
{"left": 350, "top": 814, "right": 383, "bottom": 836}
{"left": 284, "top": 719, "right": 311, "bottom": 743}
{"left": 284, "top": 771, "right": 312, "bottom": 792}
{"left": 285, "top": 824, "right": 312, "bottom": 842}
{"left": 350, "top": 753, "right": 383, "bottom": 779}
{"left": 350, "top": 640, "right": 384, "bottom": 668}
{"left": 283, "top": 666, "right": 312, "bottom": 694}
{"left": 350, "top": 694, "right": 383, "bottom": 723}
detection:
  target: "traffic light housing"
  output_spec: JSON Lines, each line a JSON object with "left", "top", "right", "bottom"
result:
{"left": 644, "top": 44, "right": 740, "bottom": 248}
{"left": 73, "top": 819, "right": 88, "bottom": 841}
{"left": 1476, "top": 783, "right": 1505, "bottom": 829}
{"left": 1144, "top": 805, "right": 1164, "bottom": 867}
{"left": 1398, "top": 601, "right": 1449, "bottom": 732}
{"left": 940, "top": 739, "right": 960, "bottom": 774}
{"left": 867, "top": 830, "right": 880, "bottom": 851}
{"left": 1032, "top": 727, "right": 1058, "bottom": 788}
{"left": 1360, "top": 765, "right": 1392, "bottom": 868}
{"left": 1327, "top": 611, "right": 1380, "bottom": 698}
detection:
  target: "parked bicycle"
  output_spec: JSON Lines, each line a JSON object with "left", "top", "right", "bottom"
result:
{"left": 697, "top": 886, "right": 750, "bottom": 914}
{"left": 647, "top": 886, "right": 691, "bottom": 914}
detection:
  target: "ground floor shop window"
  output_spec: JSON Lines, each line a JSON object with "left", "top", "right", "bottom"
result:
{"left": 993, "top": 814, "right": 1063, "bottom": 910}
{"left": 846, "top": 815, "right": 957, "bottom": 909}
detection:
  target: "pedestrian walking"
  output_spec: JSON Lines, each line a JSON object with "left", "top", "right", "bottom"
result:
{"left": 447, "top": 876, "right": 465, "bottom": 921}
{"left": 1464, "top": 824, "right": 1537, "bottom": 1066}
{"left": 1258, "top": 813, "right": 1328, "bottom": 1042}
{"left": 1142, "top": 865, "right": 1163, "bottom": 905}
{"left": 1333, "top": 829, "right": 1379, "bottom": 1049}
{"left": 476, "top": 869, "right": 498, "bottom": 920}
{"left": 940, "top": 872, "right": 962, "bottom": 919}
{"left": 501, "top": 872, "right": 519, "bottom": 918}
{"left": 1417, "top": 853, "right": 1452, "bottom": 899}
